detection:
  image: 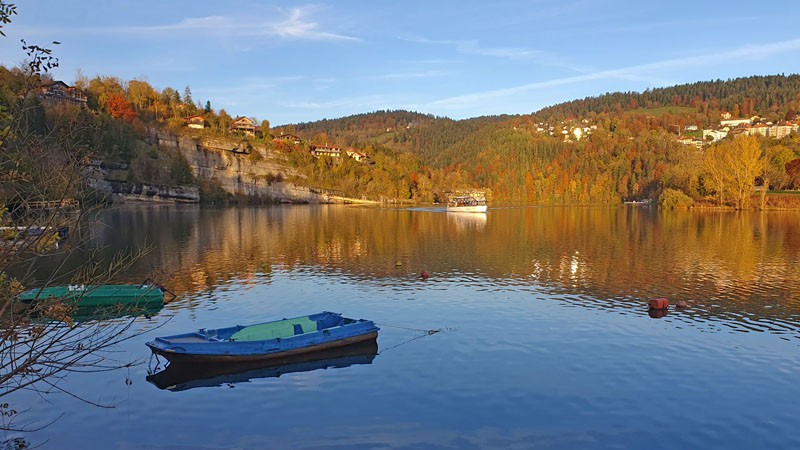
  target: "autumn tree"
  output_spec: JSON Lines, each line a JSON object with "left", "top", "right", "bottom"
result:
{"left": 786, "top": 159, "right": 800, "bottom": 189}
{"left": 126, "top": 78, "right": 156, "bottom": 116}
{"left": 105, "top": 92, "right": 137, "bottom": 122}
{"left": 85, "top": 75, "right": 124, "bottom": 110}
{"left": 703, "top": 136, "right": 763, "bottom": 209}
{"left": 1, "top": 6, "right": 153, "bottom": 435}
{"left": 260, "top": 119, "right": 271, "bottom": 139}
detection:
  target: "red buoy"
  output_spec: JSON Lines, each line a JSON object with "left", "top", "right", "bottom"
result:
{"left": 648, "top": 298, "right": 669, "bottom": 310}
{"left": 676, "top": 300, "right": 688, "bottom": 309}
{"left": 420, "top": 270, "right": 430, "bottom": 279}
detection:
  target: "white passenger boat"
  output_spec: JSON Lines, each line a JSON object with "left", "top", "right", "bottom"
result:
{"left": 446, "top": 193, "right": 488, "bottom": 213}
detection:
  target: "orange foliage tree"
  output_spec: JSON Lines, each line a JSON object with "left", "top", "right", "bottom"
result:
{"left": 105, "top": 92, "right": 137, "bottom": 122}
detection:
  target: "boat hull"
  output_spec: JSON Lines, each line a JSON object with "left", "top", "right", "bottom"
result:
{"left": 147, "top": 340, "right": 379, "bottom": 391}
{"left": 446, "top": 205, "right": 488, "bottom": 213}
{"left": 146, "top": 312, "right": 380, "bottom": 364}
{"left": 149, "top": 332, "right": 378, "bottom": 364}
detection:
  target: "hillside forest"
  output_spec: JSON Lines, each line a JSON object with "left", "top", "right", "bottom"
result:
{"left": 3, "top": 59, "right": 800, "bottom": 208}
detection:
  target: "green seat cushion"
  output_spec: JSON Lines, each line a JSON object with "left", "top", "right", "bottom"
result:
{"left": 230, "top": 317, "right": 319, "bottom": 341}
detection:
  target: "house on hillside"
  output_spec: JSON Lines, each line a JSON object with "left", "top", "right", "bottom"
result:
{"left": 310, "top": 144, "right": 342, "bottom": 158}
{"left": 677, "top": 137, "right": 704, "bottom": 149}
{"left": 185, "top": 115, "right": 206, "bottom": 129}
{"left": 743, "top": 123, "right": 799, "bottom": 139}
{"left": 39, "top": 81, "right": 88, "bottom": 108}
{"left": 747, "top": 124, "right": 770, "bottom": 137}
{"left": 345, "top": 149, "right": 369, "bottom": 162}
{"left": 703, "top": 129, "right": 728, "bottom": 142}
{"left": 230, "top": 116, "right": 256, "bottom": 136}
{"left": 721, "top": 118, "right": 751, "bottom": 127}
{"left": 274, "top": 133, "right": 302, "bottom": 144}
{"left": 771, "top": 123, "right": 798, "bottom": 139}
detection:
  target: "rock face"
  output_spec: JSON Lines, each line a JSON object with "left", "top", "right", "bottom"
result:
{"left": 147, "top": 129, "right": 331, "bottom": 203}
{"left": 87, "top": 178, "right": 200, "bottom": 203}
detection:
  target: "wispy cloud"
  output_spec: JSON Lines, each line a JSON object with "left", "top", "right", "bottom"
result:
{"left": 404, "top": 36, "right": 540, "bottom": 59}
{"left": 270, "top": 6, "right": 356, "bottom": 41}
{"left": 425, "top": 37, "right": 800, "bottom": 110}
{"left": 362, "top": 70, "right": 449, "bottom": 81}
{"left": 18, "top": 6, "right": 358, "bottom": 42}
{"left": 279, "top": 94, "right": 399, "bottom": 111}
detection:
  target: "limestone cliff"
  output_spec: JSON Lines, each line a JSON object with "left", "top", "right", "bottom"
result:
{"left": 143, "top": 129, "right": 333, "bottom": 203}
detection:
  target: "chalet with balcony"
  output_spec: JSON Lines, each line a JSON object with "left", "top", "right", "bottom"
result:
{"left": 230, "top": 116, "right": 256, "bottom": 136}
{"left": 39, "top": 81, "right": 88, "bottom": 108}
{"left": 274, "top": 133, "right": 302, "bottom": 144}
{"left": 185, "top": 115, "right": 206, "bottom": 129}
{"left": 310, "top": 144, "right": 342, "bottom": 158}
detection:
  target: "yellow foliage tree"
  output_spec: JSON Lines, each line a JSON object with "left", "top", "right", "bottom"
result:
{"left": 703, "top": 136, "right": 763, "bottom": 209}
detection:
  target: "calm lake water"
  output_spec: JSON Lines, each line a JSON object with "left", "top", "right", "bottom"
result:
{"left": 8, "top": 204, "right": 800, "bottom": 449}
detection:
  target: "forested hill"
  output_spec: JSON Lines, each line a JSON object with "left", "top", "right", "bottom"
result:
{"left": 535, "top": 74, "right": 800, "bottom": 123}
{"left": 277, "top": 74, "right": 800, "bottom": 206}
{"left": 286, "top": 110, "right": 439, "bottom": 149}
{"left": 283, "top": 75, "right": 800, "bottom": 171}
{"left": 281, "top": 110, "right": 513, "bottom": 166}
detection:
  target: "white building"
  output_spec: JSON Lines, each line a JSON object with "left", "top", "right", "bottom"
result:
{"left": 703, "top": 129, "right": 728, "bottom": 142}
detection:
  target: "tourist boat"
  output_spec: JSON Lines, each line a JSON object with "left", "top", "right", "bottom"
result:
{"left": 16, "top": 284, "right": 165, "bottom": 308}
{"left": 446, "top": 193, "right": 488, "bottom": 213}
{"left": 146, "top": 311, "right": 379, "bottom": 363}
{"left": 147, "top": 340, "right": 378, "bottom": 391}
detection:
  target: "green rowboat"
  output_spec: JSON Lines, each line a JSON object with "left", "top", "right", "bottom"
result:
{"left": 17, "top": 284, "right": 165, "bottom": 308}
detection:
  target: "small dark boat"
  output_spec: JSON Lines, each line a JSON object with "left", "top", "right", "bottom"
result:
{"left": 147, "top": 340, "right": 378, "bottom": 391}
{"left": 145, "top": 311, "right": 379, "bottom": 363}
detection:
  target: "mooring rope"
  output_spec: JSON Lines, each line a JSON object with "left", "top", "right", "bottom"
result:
{"left": 375, "top": 323, "right": 441, "bottom": 334}
{"left": 375, "top": 323, "right": 444, "bottom": 355}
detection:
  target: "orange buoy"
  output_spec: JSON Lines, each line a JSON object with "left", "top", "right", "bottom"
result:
{"left": 675, "top": 300, "right": 688, "bottom": 309}
{"left": 648, "top": 298, "right": 669, "bottom": 310}
{"left": 420, "top": 270, "right": 430, "bottom": 279}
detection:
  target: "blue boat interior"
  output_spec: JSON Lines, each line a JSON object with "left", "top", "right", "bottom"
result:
{"left": 159, "top": 312, "right": 360, "bottom": 344}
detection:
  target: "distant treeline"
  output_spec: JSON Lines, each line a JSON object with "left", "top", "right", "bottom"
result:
{"left": 536, "top": 74, "right": 800, "bottom": 124}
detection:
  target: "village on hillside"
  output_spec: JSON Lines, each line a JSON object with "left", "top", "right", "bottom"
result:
{"left": 523, "top": 104, "right": 799, "bottom": 149}
{"left": 675, "top": 111, "right": 800, "bottom": 149}
{"left": 39, "top": 80, "right": 372, "bottom": 165}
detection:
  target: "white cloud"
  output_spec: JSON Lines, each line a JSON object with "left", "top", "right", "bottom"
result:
{"left": 270, "top": 6, "right": 357, "bottom": 41}
{"left": 17, "top": 6, "right": 358, "bottom": 42}
{"left": 404, "top": 36, "right": 540, "bottom": 60}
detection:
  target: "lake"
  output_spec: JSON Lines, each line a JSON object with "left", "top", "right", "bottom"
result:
{"left": 7, "top": 204, "right": 800, "bottom": 449}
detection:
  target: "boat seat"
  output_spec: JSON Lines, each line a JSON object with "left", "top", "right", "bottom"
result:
{"left": 230, "top": 317, "right": 319, "bottom": 341}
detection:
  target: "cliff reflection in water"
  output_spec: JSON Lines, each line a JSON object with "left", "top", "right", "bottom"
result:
{"left": 92, "top": 204, "right": 799, "bottom": 334}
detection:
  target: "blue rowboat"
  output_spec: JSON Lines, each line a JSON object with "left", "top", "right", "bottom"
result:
{"left": 146, "top": 311, "right": 379, "bottom": 363}
{"left": 147, "top": 340, "right": 378, "bottom": 391}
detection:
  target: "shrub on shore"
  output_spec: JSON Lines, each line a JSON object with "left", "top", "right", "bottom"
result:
{"left": 659, "top": 188, "right": 694, "bottom": 209}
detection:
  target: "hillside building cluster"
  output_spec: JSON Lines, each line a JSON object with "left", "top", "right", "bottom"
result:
{"left": 183, "top": 113, "right": 370, "bottom": 163}
{"left": 530, "top": 118, "right": 599, "bottom": 142}
{"left": 678, "top": 112, "right": 799, "bottom": 149}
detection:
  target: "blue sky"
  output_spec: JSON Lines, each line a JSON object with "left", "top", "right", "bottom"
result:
{"left": 2, "top": 1, "right": 800, "bottom": 125}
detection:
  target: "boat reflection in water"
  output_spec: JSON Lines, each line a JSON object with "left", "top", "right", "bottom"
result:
{"left": 147, "top": 339, "right": 378, "bottom": 392}
{"left": 32, "top": 302, "right": 164, "bottom": 324}
{"left": 447, "top": 210, "right": 487, "bottom": 232}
